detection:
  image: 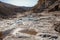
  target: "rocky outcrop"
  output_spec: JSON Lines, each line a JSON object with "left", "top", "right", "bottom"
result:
{"left": 54, "top": 22, "right": 60, "bottom": 33}
{"left": 32, "top": 0, "right": 59, "bottom": 13}
{"left": 32, "top": 0, "right": 45, "bottom": 13}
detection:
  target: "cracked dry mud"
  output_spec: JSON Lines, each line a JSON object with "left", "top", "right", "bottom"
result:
{"left": 0, "top": 12, "right": 60, "bottom": 40}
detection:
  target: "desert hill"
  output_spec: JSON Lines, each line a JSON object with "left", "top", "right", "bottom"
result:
{"left": 0, "top": 1, "right": 32, "bottom": 18}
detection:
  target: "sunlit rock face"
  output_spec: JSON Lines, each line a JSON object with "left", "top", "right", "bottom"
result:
{"left": 32, "top": 0, "right": 45, "bottom": 13}
{"left": 32, "top": 0, "right": 57, "bottom": 13}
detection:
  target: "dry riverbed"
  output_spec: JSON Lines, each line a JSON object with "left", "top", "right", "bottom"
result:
{"left": 0, "top": 11, "right": 60, "bottom": 40}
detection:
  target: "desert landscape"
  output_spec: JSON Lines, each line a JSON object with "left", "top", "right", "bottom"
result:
{"left": 0, "top": 0, "right": 60, "bottom": 40}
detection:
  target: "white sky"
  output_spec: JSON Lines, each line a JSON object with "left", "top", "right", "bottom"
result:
{"left": 0, "top": 0, "right": 38, "bottom": 7}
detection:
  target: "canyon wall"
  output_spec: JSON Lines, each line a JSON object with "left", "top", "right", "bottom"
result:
{"left": 32, "top": 0, "right": 58, "bottom": 13}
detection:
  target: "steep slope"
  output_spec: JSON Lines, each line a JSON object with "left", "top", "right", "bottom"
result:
{"left": 32, "top": 0, "right": 59, "bottom": 13}
{"left": 0, "top": 1, "right": 31, "bottom": 19}
{"left": 32, "top": 0, "right": 45, "bottom": 13}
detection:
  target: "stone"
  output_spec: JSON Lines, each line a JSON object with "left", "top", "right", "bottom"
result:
{"left": 54, "top": 22, "right": 60, "bottom": 33}
{"left": 50, "top": 36, "right": 58, "bottom": 39}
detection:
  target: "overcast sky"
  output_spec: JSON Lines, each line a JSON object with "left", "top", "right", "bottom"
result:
{"left": 0, "top": 0, "right": 38, "bottom": 7}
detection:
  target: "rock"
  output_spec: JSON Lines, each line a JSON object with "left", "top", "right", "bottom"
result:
{"left": 50, "top": 36, "right": 58, "bottom": 39}
{"left": 39, "top": 34, "right": 51, "bottom": 38}
{"left": 32, "top": 0, "right": 45, "bottom": 13}
{"left": 54, "top": 22, "right": 60, "bottom": 33}
{"left": 32, "top": 0, "right": 58, "bottom": 13}
{"left": 17, "top": 36, "right": 30, "bottom": 38}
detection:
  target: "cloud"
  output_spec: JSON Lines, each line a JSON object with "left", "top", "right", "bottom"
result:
{"left": 0, "top": 0, "right": 38, "bottom": 7}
